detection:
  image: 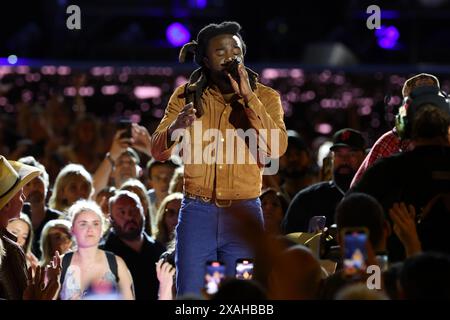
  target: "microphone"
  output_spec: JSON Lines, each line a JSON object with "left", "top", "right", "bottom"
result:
{"left": 224, "top": 57, "right": 241, "bottom": 81}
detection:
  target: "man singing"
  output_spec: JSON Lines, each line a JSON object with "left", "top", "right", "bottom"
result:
{"left": 151, "top": 21, "right": 287, "bottom": 296}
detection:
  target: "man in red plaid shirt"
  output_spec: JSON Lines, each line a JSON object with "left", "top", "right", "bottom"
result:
{"left": 351, "top": 73, "right": 440, "bottom": 186}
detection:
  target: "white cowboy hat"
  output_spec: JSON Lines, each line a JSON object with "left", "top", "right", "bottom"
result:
{"left": 0, "top": 155, "right": 41, "bottom": 211}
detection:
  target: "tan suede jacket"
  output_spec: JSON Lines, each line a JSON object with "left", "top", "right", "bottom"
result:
{"left": 151, "top": 83, "right": 287, "bottom": 200}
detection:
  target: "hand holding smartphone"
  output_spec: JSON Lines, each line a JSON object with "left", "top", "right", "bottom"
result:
{"left": 235, "top": 259, "right": 254, "bottom": 280}
{"left": 341, "top": 227, "right": 369, "bottom": 277}
{"left": 117, "top": 118, "right": 132, "bottom": 139}
{"left": 204, "top": 261, "right": 225, "bottom": 295}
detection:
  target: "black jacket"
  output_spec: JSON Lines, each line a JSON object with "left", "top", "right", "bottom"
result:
{"left": 350, "top": 145, "right": 450, "bottom": 261}
{"left": 101, "top": 231, "right": 165, "bottom": 300}
{"left": 282, "top": 181, "right": 344, "bottom": 234}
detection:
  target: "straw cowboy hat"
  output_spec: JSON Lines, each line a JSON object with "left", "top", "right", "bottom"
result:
{"left": 0, "top": 155, "right": 41, "bottom": 211}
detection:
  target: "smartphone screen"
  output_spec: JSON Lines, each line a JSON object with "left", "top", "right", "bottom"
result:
{"left": 235, "top": 259, "right": 254, "bottom": 280}
{"left": 308, "top": 216, "right": 326, "bottom": 233}
{"left": 117, "top": 119, "right": 132, "bottom": 139}
{"left": 342, "top": 229, "right": 368, "bottom": 276}
{"left": 204, "top": 261, "right": 225, "bottom": 295}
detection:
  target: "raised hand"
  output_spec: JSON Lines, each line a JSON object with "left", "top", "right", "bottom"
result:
{"left": 131, "top": 123, "right": 152, "bottom": 156}
{"left": 109, "top": 129, "right": 132, "bottom": 161}
{"left": 26, "top": 252, "right": 40, "bottom": 272}
{"left": 23, "top": 262, "right": 60, "bottom": 300}
{"left": 46, "top": 251, "right": 62, "bottom": 292}
{"left": 389, "top": 202, "right": 422, "bottom": 257}
{"left": 156, "top": 259, "right": 176, "bottom": 300}
{"left": 226, "top": 63, "right": 253, "bottom": 102}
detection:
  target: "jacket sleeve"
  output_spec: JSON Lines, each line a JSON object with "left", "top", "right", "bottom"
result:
{"left": 244, "top": 87, "right": 288, "bottom": 159}
{"left": 150, "top": 86, "right": 185, "bottom": 161}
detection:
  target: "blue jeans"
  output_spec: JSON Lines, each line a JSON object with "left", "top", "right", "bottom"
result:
{"left": 175, "top": 197, "right": 263, "bottom": 297}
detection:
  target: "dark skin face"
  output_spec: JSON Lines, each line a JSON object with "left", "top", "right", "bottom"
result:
{"left": 203, "top": 34, "right": 244, "bottom": 94}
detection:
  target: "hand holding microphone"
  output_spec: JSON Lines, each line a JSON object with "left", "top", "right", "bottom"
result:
{"left": 225, "top": 57, "right": 254, "bottom": 103}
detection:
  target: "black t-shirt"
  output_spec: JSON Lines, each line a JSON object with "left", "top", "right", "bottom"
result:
{"left": 282, "top": 181, "right": 344, "bottom": 234}
{"left": 351, "top": 145, "right": 450, "bottom": 261}
{"left": 101, "top": 231, "right": 166, "bottom": 300}
{"left": 22, "top": 203, "right": 61, "bottom": 259}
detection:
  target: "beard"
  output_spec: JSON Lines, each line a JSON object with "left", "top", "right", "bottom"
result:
{"left": 27, "top": 191, "right": 45, "bottom": 204}
{"left": 111, "top": 219, "right": 144, "bottom": 241}
{"left": 333, "top": 165, "right": 356, "bottom": 192}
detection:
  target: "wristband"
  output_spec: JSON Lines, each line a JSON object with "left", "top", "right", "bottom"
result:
{"left": 105, "top": 152, "right": 115, "bottom": 168}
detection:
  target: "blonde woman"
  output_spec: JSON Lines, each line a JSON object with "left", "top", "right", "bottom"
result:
{"left": 59, "top": 200, "right": 134, "bottom": 300}
{"left": 168, "top": 166, "right": 184, "bottom": 194}
{"left": 155, "top": 193, "right": 182, "bottom": 248}
{"left": 39, "top": 219, "right": 73, "bottom": 267}
{"left": 7, "top": 213, "right": 39, "bottom": 269}
{"left": 49, "top": 164, "right": 94, "bottom": 214}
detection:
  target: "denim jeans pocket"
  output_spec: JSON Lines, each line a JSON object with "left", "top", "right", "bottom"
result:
{"left": 180, "top": 197, "right": 195, "bottom": 212}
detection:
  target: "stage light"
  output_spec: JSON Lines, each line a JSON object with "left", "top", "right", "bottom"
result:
{"left": 375, "top": 25, "right": 399, "bottom": 50}
{"left": 189, "top": 0, "right": 207, "bottom": 9}
{"left": 134, "top": 86, "right": 162, "bottom": 99}
{"left": 315, "top": 123, "right": 333, "bottom": 134}
{"left": 7, "top": 55, "right": 18, "bottom": 65}
{"left": 166, "top": 23, "right": 190, "bottom": 47}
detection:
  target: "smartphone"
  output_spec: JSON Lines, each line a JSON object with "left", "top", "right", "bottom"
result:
{"left": 341, "top": 228, "right": 369, "bottom": 276}
{"left": 204, "top": 261, "right": 225, "bottom": 295}
{"left": 308, "top": 216, "right": 326, "bottom": 233}
{"left": 235, "top": 259, "right": 254, "bottom": 280}
{"left": 117, "top": 118, "right": 132, "bottom": 139}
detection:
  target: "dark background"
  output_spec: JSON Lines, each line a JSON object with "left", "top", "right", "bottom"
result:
{"left": 2, "top": 0, "right": 450, "bottom": 65}
{"left": 2, "top": 0, "right": 450, "bottom": 178}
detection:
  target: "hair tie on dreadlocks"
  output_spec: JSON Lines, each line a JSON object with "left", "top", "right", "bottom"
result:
{"left": 179, "top": 41, "right": 198, "bottom": 63}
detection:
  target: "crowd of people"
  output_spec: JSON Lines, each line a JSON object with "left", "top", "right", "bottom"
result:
{"left": 0, "top": 21, "right": 449, "bottom": 301}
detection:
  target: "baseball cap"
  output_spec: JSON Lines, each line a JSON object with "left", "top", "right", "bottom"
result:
{"left": 330, "top": 128, "right": 365, "bottom": 151}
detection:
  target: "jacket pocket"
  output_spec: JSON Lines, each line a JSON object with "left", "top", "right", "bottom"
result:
{"left": 184, "top": 163, "right": 204, "bottom": 178}
{"left": 236, "top": 164, "right": 261, "bottom": 189}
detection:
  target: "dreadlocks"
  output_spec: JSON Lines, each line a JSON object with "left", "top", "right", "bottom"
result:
{"left": 178, "top": 21, "right": 258, "bottom": 117}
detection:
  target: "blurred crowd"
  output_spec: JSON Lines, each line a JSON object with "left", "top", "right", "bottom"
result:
{"left": 0, "top": 69, "right": 449, "bottom": 301}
